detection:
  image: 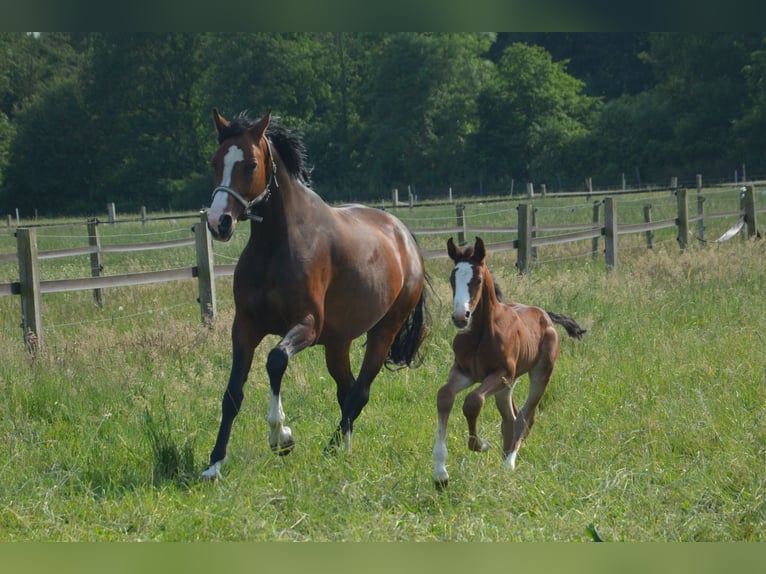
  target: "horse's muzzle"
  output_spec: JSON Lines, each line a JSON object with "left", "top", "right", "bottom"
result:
{"left": 208, "top": 213, "right": 234, "bottom": 242}
{"left": 452, "top": 311, "right": 469, "bottom": 329}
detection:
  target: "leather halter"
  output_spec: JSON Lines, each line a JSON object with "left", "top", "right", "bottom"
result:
{"left": 211, "top": 137, "right": 278, "bottom": 223}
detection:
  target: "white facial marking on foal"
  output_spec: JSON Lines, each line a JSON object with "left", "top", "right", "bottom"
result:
{"left": 453, "top": 262, "right": 474, "bottom": 321}
{"left": 208, "top": 145, "right": 244, "bottom": 226}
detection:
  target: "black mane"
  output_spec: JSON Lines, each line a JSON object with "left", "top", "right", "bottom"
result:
{"left": 218, "top": 114, "right": 313, "bottom": 186}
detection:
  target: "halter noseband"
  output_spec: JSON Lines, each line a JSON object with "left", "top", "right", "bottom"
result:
{"left": 211, "top": 137, "right": 278, "bottom": 223}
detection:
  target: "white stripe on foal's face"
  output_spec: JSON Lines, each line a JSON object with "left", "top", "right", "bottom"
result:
{"left": 452, "top": 262, "right": 474, "bottom": 327}
{"left": 208, "top": 145, "right": 244, "bottom": 224}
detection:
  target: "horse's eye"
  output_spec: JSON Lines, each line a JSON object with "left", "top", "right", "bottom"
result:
{"left": 248, "top": 161, "right": 258, "bottom": 173}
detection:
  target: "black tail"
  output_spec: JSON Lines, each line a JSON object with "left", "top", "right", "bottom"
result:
{"left": 547, "top": 311, "right": 587, "bottom": 340}
{"left": 386, "top": 276, "right": 431, "bottom": 370}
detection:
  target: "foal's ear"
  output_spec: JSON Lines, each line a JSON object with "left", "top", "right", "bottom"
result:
{"left": 473, "top": 236, "right": 486, "bottom": 263}
{"left": 250, "top": 111, "right": 272, "bottom": 141}
{"left": 213, "top": 108, "right": 229, "bottom": 135}
{"left": 447, "top": 237, "right": 459, "bottom": 261}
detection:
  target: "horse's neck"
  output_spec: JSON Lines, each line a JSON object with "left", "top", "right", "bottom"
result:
{"left": 249, "top": 168, "right": 330, "bottom": 244}
{"left": 471, "top": 268, "right": 501, "bottom": 333}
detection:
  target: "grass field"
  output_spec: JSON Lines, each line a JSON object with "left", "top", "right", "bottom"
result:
{"left": 0, "top": 190, "right": 764, "bottom": 541}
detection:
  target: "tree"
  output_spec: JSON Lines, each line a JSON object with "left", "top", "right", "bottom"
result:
{"left": 83, "top": 33, "right": 207, "bottom": 211}
{"left": 475, "top": 42, "right": 601, "bottom": 190}
{"left": 359, "top": 33, "right": 495, "bottom": 198}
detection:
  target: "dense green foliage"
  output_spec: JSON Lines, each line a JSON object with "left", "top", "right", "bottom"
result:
{"left": 2, "top": 33, "right": 766, "bottom": 215}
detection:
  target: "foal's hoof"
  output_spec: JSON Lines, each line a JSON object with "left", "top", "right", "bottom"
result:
{"left": 271, "top": 439, "right": 295, "bottom": 456}
{"left": 434, "top": 478, "right": 449, "bottom": 492}
{"left": 468, "top": 436, "right": 491, "bottom": 452}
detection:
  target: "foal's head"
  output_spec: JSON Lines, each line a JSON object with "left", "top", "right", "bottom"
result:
{"left": 447, "top": 236, "right": 490, "bottom": 330}
{"left": 207, "top": 109, "right": 276, "bottom": 241}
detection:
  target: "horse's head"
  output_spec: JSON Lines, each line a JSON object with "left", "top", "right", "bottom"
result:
{"left": 447, "top": 236, "right": 487, "bottom": 330}
{"left": 207, "top": 109, "right": 277, "bottom": 241}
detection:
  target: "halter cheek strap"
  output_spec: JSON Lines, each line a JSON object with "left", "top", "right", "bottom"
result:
{"left": 211, "top": 138, "right": 279, "bottom": 223}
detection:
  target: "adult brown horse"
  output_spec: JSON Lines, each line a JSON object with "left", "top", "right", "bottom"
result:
{"left": 433, "top": 237, "right": 585, "bottom": 490}
{"left": 202, "top": 110, "right": 427, "bottom": 479}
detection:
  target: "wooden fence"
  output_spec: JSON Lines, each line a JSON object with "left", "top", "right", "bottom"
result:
{"left": 1, "top": 186, "right": 762, "bottom": 351}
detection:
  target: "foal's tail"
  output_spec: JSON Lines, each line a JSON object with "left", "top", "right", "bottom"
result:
{"left": 546, "top": 311, "right": 587, "bottom": 340}
{"left": 386, "top": 275, "right": 431, "bottom": 370}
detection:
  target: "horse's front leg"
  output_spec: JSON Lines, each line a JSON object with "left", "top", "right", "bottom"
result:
{"left": 267, "top": 316, "right": 317, "bottom": 455}
{"left": 202, "top": 318, "right": 263, "bottom": 480}
{"left": 463, "top": 371, "right": 510, "bottom": 454}
{"left": 433, "top": 366, "right": 472, "bottom": 490}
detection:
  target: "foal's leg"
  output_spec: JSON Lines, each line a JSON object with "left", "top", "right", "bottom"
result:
{"left": 505, "top": 347, "right": 556, "bottom": 470}
{"left": 493, "top": 380, "right": 518, "bottom": 465}
{"left": 202, "top": 316, "right": 263, "bottom": 480}
{"left": 463, "top": 371, "right": 509, "bottom": 453}
{"left": 267, "top": 316, "right": 317, "bottom": 455}
{"left": 433, "top": 366, "right": 472, "bottom": 490}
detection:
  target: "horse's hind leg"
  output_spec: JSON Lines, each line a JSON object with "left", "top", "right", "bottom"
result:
{"left": 494, "top": 381, "right": 518, "bottom": 464}
{"left": 267, "top": 317, "right": 317, "bottom": 455}
{"left": 202, "top": 317, "right": 263, "bottom": 480}
{"left": 506, "top": 348, "right": 556, "bottom": 470}
{"left": 324, "top": 340, "right": 355, "bottom": 451}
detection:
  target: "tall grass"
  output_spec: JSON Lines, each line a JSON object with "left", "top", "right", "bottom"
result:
{"left": 0, "top": 197, "right": 764, "bottom": 541}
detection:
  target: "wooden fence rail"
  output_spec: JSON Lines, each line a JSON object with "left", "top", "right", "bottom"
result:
{"left": 1, "top": 187, "right": 762, "bottom": 351}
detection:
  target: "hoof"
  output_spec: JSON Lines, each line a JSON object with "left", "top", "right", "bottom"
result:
{"left": 201, "top": 459, "right": 224, "bottom": 481}
{"left": 271, "top": 439, "right": 295, "bottom": 456}
{"left": 434, "top": 478, "right": 449, "bottom": 491}
{"left": 468, "top": 436, "right": 490, "bottom": 452}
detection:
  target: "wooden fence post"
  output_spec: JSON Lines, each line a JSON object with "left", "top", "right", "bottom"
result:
{"left": 194, "top": 214, "right": 217, "bottom": 326}
{"left": 604, "top": 197, "right": 617, "bottom": 272}
{"left": 17, "top": 228, "right": 43, "bottom": 352}
{"left": 591, "top": 200, "right": 601, "bottom": 259}
{"left": 392, "top": 189, "right": 399, "bottom": 207}
{"left": 140, "top": 206, "right": 148, "bottom": 224}
{"left": 456, "top": 204, "right": 466, "bottom": 246}
{"left": 743, "top": 184, "right": 758, "bottom": 239}
{"left": 643, "top": 204, "right": 654, "bottom": 249}
{"left": 531, "top": 207, "right": 538, "bottom": 264}
{"left": 676, "top": 188, "right": 688, "bottom": 251}
{"left": 107, "top": 202, "right": 117, "bottom": 224}
{"left": 516, "top": 204, "right": 532, "bottom": 275}
{"left": 696, "top": 194, "right": 706, "bottom": 245}
{"left": 87, "top": 219, "right": 104, "bottom": 306}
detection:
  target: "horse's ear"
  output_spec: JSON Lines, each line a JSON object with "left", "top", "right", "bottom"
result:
{"left": 447, "top": 237, "right": 459, "bottom": 261}
{"left": 213, "top": 108, "right": 229, "bottom": 135}
{"left": 473, "top": 237, "right": 486, "bottom": 263}
{"left": 250, "top": 111, "right": 271, "bottom": 140}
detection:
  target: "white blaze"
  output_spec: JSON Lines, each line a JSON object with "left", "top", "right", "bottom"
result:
{"left": 208, "top": 145, "right": 244, "bottom": 227}
{"left": 453, "top": 262, "right": 473, "bottom": 321}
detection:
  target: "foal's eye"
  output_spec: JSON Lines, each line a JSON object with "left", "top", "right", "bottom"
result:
{"left": 247, "top": 161, "right": 258, "bottom": 173}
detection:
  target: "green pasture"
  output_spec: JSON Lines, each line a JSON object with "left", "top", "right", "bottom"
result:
{"left": 0, "top": 189, "right": 764, "bottom": 541}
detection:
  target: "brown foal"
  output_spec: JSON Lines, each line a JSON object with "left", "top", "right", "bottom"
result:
{"left": 433, "top": 237, "right": 585, "bottom": 489}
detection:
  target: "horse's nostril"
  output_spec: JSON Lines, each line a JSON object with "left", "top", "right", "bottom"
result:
{"left": 219, "top": 214, "right": 233, "bottom": 235}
